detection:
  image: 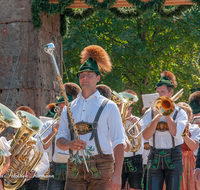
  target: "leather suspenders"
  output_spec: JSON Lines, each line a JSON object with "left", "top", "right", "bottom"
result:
{"left": 152, "top": 107, "right": 180, "bottom": 148}
{"left": 68, "top": 99, "right": 109, "bottom": 156}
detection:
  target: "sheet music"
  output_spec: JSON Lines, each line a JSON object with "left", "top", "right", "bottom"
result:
{"left": 142, "top": 93, "right": 159, "bottom": 108}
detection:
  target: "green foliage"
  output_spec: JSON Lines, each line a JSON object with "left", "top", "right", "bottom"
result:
{"left": 62, "top": 7, "right": 200, "bottom": 116}
{"left": 31, "top": 0, "right": 192, "bottom": 36}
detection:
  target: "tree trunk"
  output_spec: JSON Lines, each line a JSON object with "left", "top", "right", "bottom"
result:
{"left": 0, "top": 0, "right": 62, "bottom": 138}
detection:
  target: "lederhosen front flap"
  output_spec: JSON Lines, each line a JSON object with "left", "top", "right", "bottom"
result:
{"left": 152, "top": 107, "right": 180, "bottom": 148}
{"left": 68, "top": 99, "right": 109, "bottom": 156}
{"left": 150, "top": 107, "right": 181, "bottom": 170}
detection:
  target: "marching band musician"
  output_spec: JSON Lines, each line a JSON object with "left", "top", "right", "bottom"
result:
{"left": 188, "top": 91, "right": 200, "bottom": 183}
{"left": 36, "top": 83, "right": 81, "bottom": 190}
{"left": 13, "top": 106, "right": 49, "bottom": 190}
{"left": 120, "top": 90, "right": 143, "bottom": 190}
{"left": 0, "top": 127, "right": 11, "bottom": 190}
{"left": 56, "top": 45, "right": 126, "bottom": 190}
{"left": 38, "top": 102, "right": 56, "bottom": 190}
{"left": 141, "top": 107, "right": 150, "bottom": 190}
{"left": 4, "top": 106, "right": 49, "bottom": 190}
{"left": 141, "top": 71, "right": 188, "bottom": 190}
{"left": 175, "top": 102, "right": 200, "bottom": 190}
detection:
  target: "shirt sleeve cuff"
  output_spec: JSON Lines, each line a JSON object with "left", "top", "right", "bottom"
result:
{"left": 112, "top": 140, "right": 126, "bottom": 150}
{"left": 36, "top": 141, "right": 50, "bottom": 153}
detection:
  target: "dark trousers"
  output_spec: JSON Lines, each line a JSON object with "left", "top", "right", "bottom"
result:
{"left": 65, "top": 154, "right": 114, "bottom": 190}
{"left": 147, "top": 145, "right": 183, "bottom": 190}
{"left": 18, "top": 177, "right": 40, "bottom": 190}
{"left": 121, "top": 155, "right": 143, "bottom": 189}
{"left": 142, "top": 165, "right": 147, "bottom": 190}
{"left": 47, "top": 162, "right": 67, "bottom": 190}
{"left": 39, "top": 179, "right": 48, "bottom": 190}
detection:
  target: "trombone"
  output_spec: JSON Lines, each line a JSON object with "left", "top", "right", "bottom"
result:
{"left": 128, "top": 88, "right": 184, "bottom": 138}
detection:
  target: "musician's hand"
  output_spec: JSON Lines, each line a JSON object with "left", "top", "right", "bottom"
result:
{"left": 52, "top": 123, "right": 59, "bottom": 134}
{"left": 153, "top": 109, "right": 162, "bottom": 121}
{"left": 194, "top": 169, "right": 200, "bottom": 182}
{"left": 109, "top": 171, "right": 121, "bottom": 190}
{"left": 68, "top": 139, "right": 86, "bottom": 151}
{"left": 25, "top": 171, "right": 36, "bottom": 180}
{"left": 183, "top": 123, "right": 190, "bottom": 138}
{"left": 128, "top": 116, "right": 138, "bottom": 124}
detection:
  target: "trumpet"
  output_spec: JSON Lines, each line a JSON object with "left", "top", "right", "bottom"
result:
{"left": 128, "top": 88, "right": 184, "bottom": 138}
{"left": 38, "top": 113, "right": 60, "bottom": 146}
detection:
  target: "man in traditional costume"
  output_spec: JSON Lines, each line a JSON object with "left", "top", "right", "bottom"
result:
{"left": 11, "top": 106, "right": 49, "bottom": 190}
{"left": 37, "top": 83, "right": 81, "bottom": 190}
{"left": 120, "top": 90, "right": 143, "bottom": 190}
{"left": 141, "top": 71, "right": 188, "bottom": 190}
{"left": 56, "top": 45, "right": 126, "bottom": 190}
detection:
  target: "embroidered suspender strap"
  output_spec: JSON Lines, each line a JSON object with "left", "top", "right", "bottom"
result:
{"left": 89, "top": 99, "right": 109, "bottom": 155}
{"left": 89, "top": 99, "right": 109, "bottom": 141}
{"left": 171, "top": 107, "right": 181, "bottom": 149}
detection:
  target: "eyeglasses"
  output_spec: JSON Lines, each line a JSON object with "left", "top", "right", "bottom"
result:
{"left": 79, "top": 73, "right": 97, "bottom": 79}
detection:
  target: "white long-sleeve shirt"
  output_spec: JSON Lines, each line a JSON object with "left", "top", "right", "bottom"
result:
{"left": 36, "top": 120, "right": 69, "bottom": 163}
{"left": 56, "top": 90, "right": 126, "bottom": 156}
{"left": 0, "top": 137, "right": 11, "bottom": 157}
{"left": 141, "top": 105, "right": 188, "bottom": 149}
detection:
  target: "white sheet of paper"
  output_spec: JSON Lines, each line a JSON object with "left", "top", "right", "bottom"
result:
{"left": 142, "top": 93, "right": 159, "bottom": 108}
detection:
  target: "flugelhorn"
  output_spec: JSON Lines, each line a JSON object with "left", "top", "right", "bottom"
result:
{"left": 44, "top": 43, "right": 89, "bottom": 172}
{"left": 128, "top": 88, "right": 184, "bottom": 138}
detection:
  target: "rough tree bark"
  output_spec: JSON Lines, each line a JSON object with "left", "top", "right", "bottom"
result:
{"left": 0, "top": 0, "right": 62, "bottom": 138}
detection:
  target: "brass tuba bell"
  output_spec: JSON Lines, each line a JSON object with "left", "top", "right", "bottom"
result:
{"left": 0, "top": 103, "right": 21, "bottom": 171}
{"left": 4, "top": 110, "right": 43, "bottom": 190}
{"left": 112, "top": 91, "right": 141, "bottom": 152}
{"left": 119, "top": 92, "right": 141, "bottom": 152}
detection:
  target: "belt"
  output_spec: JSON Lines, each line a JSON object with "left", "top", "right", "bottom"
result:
{"left": 75, "top": 121, "right": 93, "bottom": 135}
{"left": 156, "top": 122, "right": 169, "bottom": 132}
{"left": 144, "top": 142, "right": 151, "bottom": 150}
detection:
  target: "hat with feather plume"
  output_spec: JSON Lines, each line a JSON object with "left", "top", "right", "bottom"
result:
{"left": 77, "top": 45, "right": 112, "bottom": 76}
{"left": 189, "top": 91, "right": 200, "bottom": 114}
{"left": 155, "top": 71, "right": 177, "bottom": 89}
{"left": 45, "top": 103, "right": 56, "bottom": 118}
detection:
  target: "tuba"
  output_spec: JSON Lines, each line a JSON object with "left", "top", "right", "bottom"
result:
{"left": 112, "top": 91, "right": 141, "bottom": 152}
{"left": 0, "top": 103, "right": 21, "bottom": 170}
{"left": 4, "top": 110, "right": 43, "bottom": 190}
